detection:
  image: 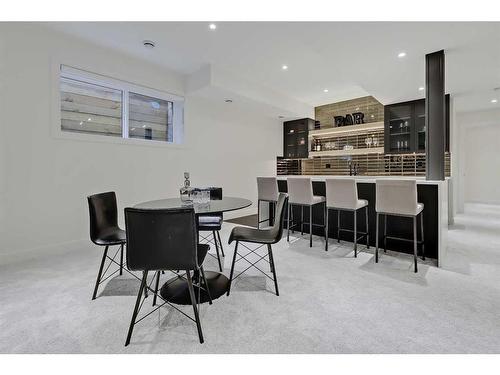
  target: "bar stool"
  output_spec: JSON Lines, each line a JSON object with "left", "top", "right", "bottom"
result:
{"left": 286, "top": 177, "right": 326, "bottom": 247}
{"left": 375, "top": 180, "right": 425, "bottom": 273}
{"left": 257, "top": 177, "right": 279, "bottom": 228}
{"left": 325, "top": 178, "right": 369, "bottom": 256}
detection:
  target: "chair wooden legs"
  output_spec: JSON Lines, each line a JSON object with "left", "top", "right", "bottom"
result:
{"left": 92, "top": 245, "right": 108, "bottom": 300}
{"left": 186, "top": 270, "right": 204, "bottom": 344}
{"left": 227, "top": 241, "right": 239, "bottom": 296}
{"left": 125, "top": 271, "right": 148, "bottom": 346}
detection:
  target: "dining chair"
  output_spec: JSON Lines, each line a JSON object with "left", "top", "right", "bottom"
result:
{"left": 124, "top": 207, "right": 211, "bottom": 345}
{"left": 226, "top": 193, "right": 288, "bottom": 296}
{"left": 197, "top": 187, "right": 225, "bottom": 271}
{"left": 87, "top": 191, "right": 127, "bottom": 300}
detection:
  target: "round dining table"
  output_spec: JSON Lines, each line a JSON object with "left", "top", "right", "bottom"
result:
{"left": 134, "top": 196, "right": 252, "bottom": 305}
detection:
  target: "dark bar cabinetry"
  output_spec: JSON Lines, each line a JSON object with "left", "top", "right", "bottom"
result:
{"left": 384, "top": 96, "right": 449, "bottom": 154}
{"left": 283, "top": 118, "right": 315, "bottom": 159}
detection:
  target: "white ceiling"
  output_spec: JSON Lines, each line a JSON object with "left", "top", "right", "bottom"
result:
{"left": 47, "top": 22, "right": 500, "bottom": 113}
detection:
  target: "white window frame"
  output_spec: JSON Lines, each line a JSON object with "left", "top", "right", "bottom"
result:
{"left": 53, "top": 64, "right": 185, "bottom": 147}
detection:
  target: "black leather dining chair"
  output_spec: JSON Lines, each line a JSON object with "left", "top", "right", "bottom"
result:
{"left": 197, "top": 187, "right": 225, "bottom": 271}
{"left": 87, "top": 191, "right": 127, "bottom": 300}
{"left": 226, "top": 193, "right": 288, "bottom": 296}
{"left": 124, "top": 207, "right": 211, "bottom": 346}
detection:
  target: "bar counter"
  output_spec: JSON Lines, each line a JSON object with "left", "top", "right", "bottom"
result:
{"left": 275, "top": 176, "right": 449, "bottom": 267}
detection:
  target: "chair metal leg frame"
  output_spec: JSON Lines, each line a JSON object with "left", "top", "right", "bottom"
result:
{"left": 258, "top": 200, "right": 278, "bottom": 229}
{"left": 92, "top": 244, "right": 127, "bottom": 300}
{"left": 125, "top": 268, "right": 210, "bottom": 346}
{"left": 216, "top": 231, "right": 225, "bottom": 258}
{"left": 198, "top": 231, "right": 223, "bottom": 272}
{"left": 325, "top": 204, "right": 329, "bottom": 251}
{"left": 335, "top": 207, "right": 369, "bottom": 258}
{"left": 286, "top": 203, "right": 326, "bottom": 248}
{"left": 375, "top": 212, "right": 425, "bottom": 273}
{"left": 226, "top": 240, "right": 279, "bottom": 296}
{"left": 119, "top": 244, "right": 124, "bottom": 276}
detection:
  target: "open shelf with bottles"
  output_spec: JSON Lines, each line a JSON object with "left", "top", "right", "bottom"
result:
{"left": 308, "top": 122, "right": 384, "bottom": 158}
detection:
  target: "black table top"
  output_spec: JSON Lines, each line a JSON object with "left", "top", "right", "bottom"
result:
{"left": 134, "top": 196, "right": 252, "bottom": 214}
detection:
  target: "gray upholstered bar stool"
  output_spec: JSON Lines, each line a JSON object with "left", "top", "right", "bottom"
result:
{"left": 286, "top": 177, "right": 326, "bottom": 247}
{"left": 257, "top": 177, "right": 279, "bottom": 228}
{"left": 325, "top": 178, "right": 369, "bottom": 256}
{"left": 375, "top": 179, "right": 425, "bottom": 273}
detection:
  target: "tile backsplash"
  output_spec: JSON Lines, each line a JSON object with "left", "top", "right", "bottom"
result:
{"left": 315, "top": 96, "right": 384, "bottom": 128}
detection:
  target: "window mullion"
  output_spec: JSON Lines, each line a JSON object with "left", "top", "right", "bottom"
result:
{"left": 122, "top": 89, "right": 129, "bottom": 139}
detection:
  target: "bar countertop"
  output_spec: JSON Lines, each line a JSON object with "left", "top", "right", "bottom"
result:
{"left": 276, "top": 175, "right": 450, "bottom": 185}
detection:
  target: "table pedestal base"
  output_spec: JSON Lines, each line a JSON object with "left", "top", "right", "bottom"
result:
{"left": 160, "top": 271, "right": 230, "bottom": 305}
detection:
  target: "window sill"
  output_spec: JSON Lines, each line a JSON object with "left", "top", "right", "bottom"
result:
{"left": 51, "top": 130, "right": 186, "bottom": 150}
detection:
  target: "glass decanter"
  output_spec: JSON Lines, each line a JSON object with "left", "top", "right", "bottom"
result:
{"left": 180, "top": 172, "right": 193, "bottom": 203}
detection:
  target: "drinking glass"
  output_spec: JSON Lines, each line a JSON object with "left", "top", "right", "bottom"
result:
{"left": 192, "top": 190, "right": 201, "bottom": 204}
{"left": 202, "top": 190, "right": 210, "bottom": 204}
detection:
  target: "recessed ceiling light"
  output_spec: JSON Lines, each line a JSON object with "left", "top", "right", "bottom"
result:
{"left": 143, "top": 40, "right": 155, "bottom": 49}
{"left": 142, "top": 124, "right": 146, "bottom": 128}
{"left": 87, "top": 118, "right": 92, "bottom": 122}
{"left": 398, "top": 52, "right": 407, "bottom": 58}
{"left": 492, "top": 99, "right": 498, "bottom": 103}
{"left": 419, "top": 87, "right": 425, "bottom": 91}
{"left": 282, "top": 65, "right": 288, "bottom": 70}
{"left": 225, "top": 99, "right": 233, "bottom": 103}
{"left": 79, "top": 121, "right": 83, "bottom": 126}
{"left": 131, "top": 128, "right": 136, "bottom": 131}
{"left": 323, "top": 89, "right": 329, "bottom": 93}
{"left": 209, "top": 23, "right": 217, "bottom": 30}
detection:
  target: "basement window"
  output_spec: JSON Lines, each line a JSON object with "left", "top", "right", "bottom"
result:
{"left": 59, "top": 65, "right": 183, "bottom": 144}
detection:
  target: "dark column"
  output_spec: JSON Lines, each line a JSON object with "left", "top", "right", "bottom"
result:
{"left": 425, "top": 50, "right": 445, "bottom": 180}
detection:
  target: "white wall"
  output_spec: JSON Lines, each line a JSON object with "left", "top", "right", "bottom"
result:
{"left": 0, "top": 24, "right": 281, "bottom": 255}
{"left": 455, "top": 108, "right": 500, "bottom": 207}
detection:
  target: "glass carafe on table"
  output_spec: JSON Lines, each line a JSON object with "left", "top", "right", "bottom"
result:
{"left": 180, "top": 172, "right": 194, "bottom": 203}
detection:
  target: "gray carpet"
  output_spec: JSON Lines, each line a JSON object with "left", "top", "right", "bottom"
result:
{"left": 1, "top": 203, "right": 500, "bottom": 353}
